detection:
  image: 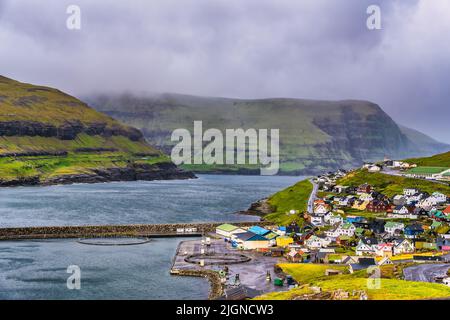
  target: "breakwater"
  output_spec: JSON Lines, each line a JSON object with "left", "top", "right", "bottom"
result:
{"left": 172, "top": 269, "right": 224, "bottom": 300}
{"left": 0, "top": 221, "right": 273, "bottom": 241}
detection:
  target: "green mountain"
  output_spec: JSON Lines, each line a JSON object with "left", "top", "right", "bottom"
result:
{"left": 0, "top": 76, "right": 193, "bottom": 186}
{"left": 86, "top": 93, "right": 449, "bottom": 175}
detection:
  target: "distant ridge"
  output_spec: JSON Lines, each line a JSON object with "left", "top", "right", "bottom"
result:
{"left": 86, "top": 92, "right": 450, "bottom": 175}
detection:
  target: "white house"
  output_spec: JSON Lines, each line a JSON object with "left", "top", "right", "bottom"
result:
{"left": 393, "top": 239, "right": 414, "bottom": 255}
{"left": 368, "top": 165, "right": 381, "bottom": 173}
{"left": 384, "top": 222, "right": 405, "bottom": 235}
{"left": 418, "top": 197, "right": 438, "bottom": 209}
{"left": 314, "top": 204, "right": 330, "bottom": 214}
{"left": 324, "top": 212, "right": 344, "bottom": 225}
{"left": 355, "top": 238, "right": 378, "bottom": 256}
{"left": 404, "top": 188, "right": 420, "bottom": 196}
{"left": 431, "top": 192, "right": 447, "bottom": 204}
{"left": 393, "top": 205, "right": 413, "bottom": 215}
{"left": 406, "top": 193, "right": 424, "bottom": 204}
{"left": 392, "top": 161, "right": 404, "bottom": 168}
{"left": 325, "top": 222, "right": 356, "bottom": 238}
{"left": 338, "top": 222, "right": 356, "bottom": 237}
{"left": 310, "top": 214, "right": 325, "bottom": 226}
{"left": 305, "top": 235, "right": 330, "bottom": 249}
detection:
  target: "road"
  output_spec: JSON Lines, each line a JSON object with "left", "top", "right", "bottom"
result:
{"left": 403, "top": 263, "right": 450, "bottom": 283}
{"left": 307, "top": 179, "right": 319, "bottom": 214}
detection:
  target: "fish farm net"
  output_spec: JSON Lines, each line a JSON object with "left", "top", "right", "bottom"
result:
{"left": 185, "top": 253, "right": 251, "bottom": 265}
{"left": 76, "top": 237, "right": 151, "bottom": 246}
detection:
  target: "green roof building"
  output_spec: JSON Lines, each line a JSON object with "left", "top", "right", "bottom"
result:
{"left": 215, "top": 224, "right": 245, "bottom": 237}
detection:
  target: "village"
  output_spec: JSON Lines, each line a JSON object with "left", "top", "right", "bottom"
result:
{"left": 171, "top": 158, "right": 450, "bottom": 300}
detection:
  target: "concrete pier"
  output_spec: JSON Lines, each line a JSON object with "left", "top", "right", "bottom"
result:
{"left": 0, "top": 221, "right": 273, "bottom": 241}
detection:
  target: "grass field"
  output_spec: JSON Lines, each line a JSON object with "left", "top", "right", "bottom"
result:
{"left": 256, "top": 263, "right": 450, "bottom": 300}
{"left": 406, "top": 167, "right": 449, "bottom": 175}
{"left": 337, "top": 170, "right": 450, "bottom": 197}
{"left": 405, "top": 151, "right": 450, "bottom": 167}
{"left": 263, "top": 179, "right": 313, "bottom": 225}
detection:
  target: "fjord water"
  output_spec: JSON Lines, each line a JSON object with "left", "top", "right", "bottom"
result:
{"left": 0, "top": 174, "right": 300, "bottom": 227}
{"left": 0, "top": 174, "right": 301, "bottom": 299}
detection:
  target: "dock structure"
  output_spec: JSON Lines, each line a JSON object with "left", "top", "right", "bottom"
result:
{"left": 0, "top": 221, "right": 273, "bottom": 241}
{"left": 171, "top": 239, "right": 286, "bottom": 299}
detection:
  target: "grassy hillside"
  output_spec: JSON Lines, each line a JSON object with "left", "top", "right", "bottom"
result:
{"left": 87, "top": 93, "right": 449, "bottom": 175}
{"left": 263, "top": 179, "right": 312, "bottom": 225}
{"left": 336, "top": 170, "right": 450, "bottom": 197}
{"left": 405, "top": 151, "right": 450, "bottom": 167}
{"left": 0, "top": 76, "right": 183, "bottom": 185}
{"left": 256, "top": 264, "right": 450, "bottom": 300}
{"left": 0, "top": 76, "right": 121, "bottom": 126}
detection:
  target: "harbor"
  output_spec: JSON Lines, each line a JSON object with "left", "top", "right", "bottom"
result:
{"left": 171, "top": 238, "right": 290, "bottom": 299}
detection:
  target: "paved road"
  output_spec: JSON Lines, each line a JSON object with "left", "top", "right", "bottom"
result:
{"left": 404, "top": 263, "right": 450, "bottom": 283}
{"left": 307, "top": 180, "right": 319, "bottom": 214}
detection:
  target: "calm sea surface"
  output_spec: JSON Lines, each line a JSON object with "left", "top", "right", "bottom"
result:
{"left": 0, "top": 174, "right": 303, "bottom": 299}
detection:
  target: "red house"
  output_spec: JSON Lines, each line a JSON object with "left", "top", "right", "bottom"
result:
{"left": 366, "top": 200, "right": 390, "bottom": 213}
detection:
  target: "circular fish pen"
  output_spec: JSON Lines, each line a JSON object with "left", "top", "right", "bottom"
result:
{"left": 76, "top": 237, "right": 151, "bottom": 246}
{"left": 185, "top": 253, "right": 251, "bottom": 266}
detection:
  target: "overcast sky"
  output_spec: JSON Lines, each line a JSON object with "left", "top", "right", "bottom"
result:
{"left": 1, "top": 0, "right": 449, "bottom": 142}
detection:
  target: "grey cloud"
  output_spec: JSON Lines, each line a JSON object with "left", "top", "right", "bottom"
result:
{"left": 0, "top": 0, "right": 449, "bottom": 143}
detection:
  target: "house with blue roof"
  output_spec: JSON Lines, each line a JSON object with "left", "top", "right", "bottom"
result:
{"left": 248, "top": 226, "right": 271, "bottom": 236}
{"left": 404, "top": 223, "right": 424, "bottom": 239}
{"left": 234, "top": 231, "right": 270, "bottom": 250}
{"left": 346, "top": 216, "right": 364, "bottom": 224}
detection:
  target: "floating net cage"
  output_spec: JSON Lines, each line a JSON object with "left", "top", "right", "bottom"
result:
{"left": 185, "top": 253, "right": 251, "bottom": 266}
{"left": 76, "top": 237, "right": 151, "bottom": 246}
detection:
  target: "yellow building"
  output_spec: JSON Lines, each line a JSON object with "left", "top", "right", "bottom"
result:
{"left": 352, "top": 200, "right": 369, "bottom": 211}
{"left": 276, "top": 236, "right": 294, "bottom": 247}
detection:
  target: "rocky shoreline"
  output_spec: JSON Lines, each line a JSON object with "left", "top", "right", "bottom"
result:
{"left": 0, "top": 162, "right": 196, "bottom": 187}
{"left": 237, "top": 198, "right": 274, "bottom": 218}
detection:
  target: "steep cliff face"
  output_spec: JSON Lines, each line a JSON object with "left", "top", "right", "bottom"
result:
{"left": 311, "top": 104, "right": 410, "bottom": 166}
{"left": 87, "top": 93, "right": 449, "bottom": 175}
{"left": 0, "top": 76, "right": 194, "bottom": 185}
{"left": 0, "top": 120, "right": 143, "bottom": 140}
